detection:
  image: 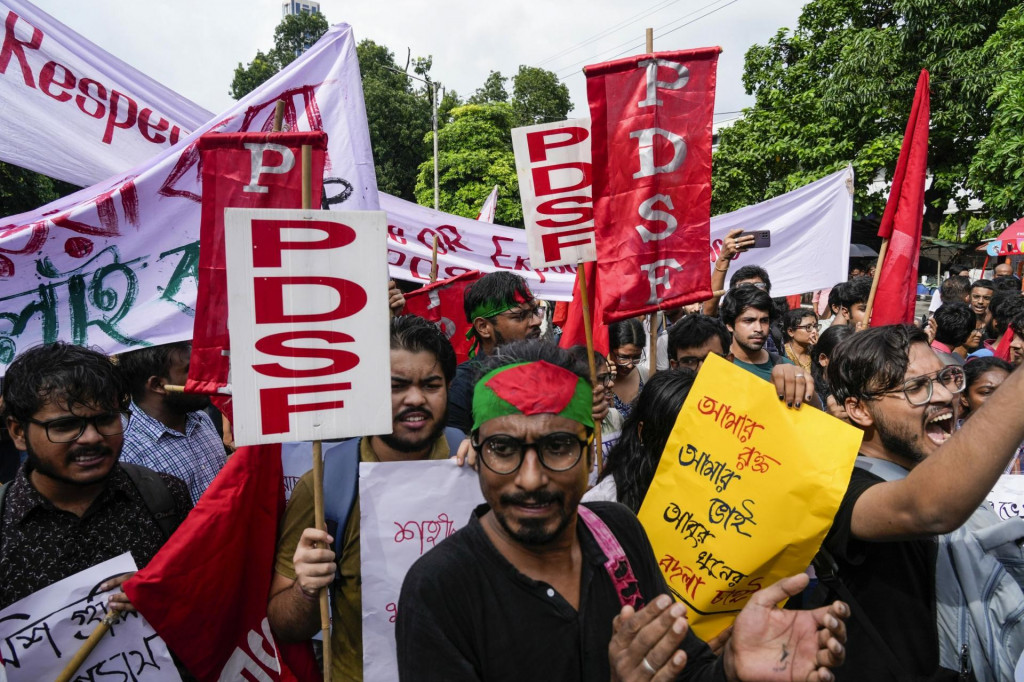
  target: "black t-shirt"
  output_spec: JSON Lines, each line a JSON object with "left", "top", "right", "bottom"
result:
{"left": 396, "top": 501, "right": 725, "bottom": 682}
{"left": 823, "top": 467, "right": 956, "bottom": 681}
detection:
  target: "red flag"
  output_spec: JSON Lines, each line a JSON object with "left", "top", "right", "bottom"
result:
{"left": 557, "top": 262, "right": 610, "bottom": 356}
{"left": 994, "top": 326, "right": 1016, "bottom": 362}
{"left": 124, "top": 444, "right": 319, "bottom": 681}
{"left": 403, "top": 270, "right": 483, "bottom": 364}
{"left": 187, "top": 132, "right": 328, "bottom": 416}
{"left": 586, "top": 48, "right": 719, "bottom": 324}
{"left": 871, "top": 70, "right": 930, "bottom": 327}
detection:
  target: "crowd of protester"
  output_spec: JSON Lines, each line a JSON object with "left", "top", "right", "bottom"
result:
{"left": 2, "top": 248, "right": 1024, "bottom": 682}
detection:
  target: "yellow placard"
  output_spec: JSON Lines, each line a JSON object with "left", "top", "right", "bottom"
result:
{"left": 636, "top": 353, "right": 862, "bottom": 640}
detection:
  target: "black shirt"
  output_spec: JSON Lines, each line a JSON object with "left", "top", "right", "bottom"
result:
{"left": 446, "top": 355, "right": 486, "bottom": 433}
{"left": 0, "top": 461, "right": 192, "bottom": 608}
{"left": 823, "top": 467, "right": 956, "bottom": 681}
{"left": 396, "top": 501, "right": 725, "bottom": 682}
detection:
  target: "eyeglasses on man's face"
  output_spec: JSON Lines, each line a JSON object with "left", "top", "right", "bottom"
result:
{"left": 473, "top": 432, "right": 589, "bottom": 475}
{"left": 871, "top": 365, "right": 966, "bottom": 406}
{"left": 674, "top": 352, "right": 727, "bottom": 370}
{"left": 497, "top": 303, "right": 545, "bottom": 324}
{"left": 26, "top": 412, "right": 126, "bottom": 444}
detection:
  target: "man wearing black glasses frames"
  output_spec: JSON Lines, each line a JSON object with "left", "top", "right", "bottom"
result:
{"left": 398, "top": 342, "right": 848, "bottom": 681}
{"left": 0, "top": 343, "right": 192, "bottom": 613}
{"left": 812, "top": 324, "right": 1024, "bottom": 680}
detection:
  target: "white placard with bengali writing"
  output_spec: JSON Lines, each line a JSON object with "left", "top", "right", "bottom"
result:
{"left": 986, "top": 475, "right": 1024, "bottom": 520}
{"left": 359, "top": 459, "right": 484, "bottom": 682}
{"left": 0, "top": 553, "right": 180, "bottom": 682}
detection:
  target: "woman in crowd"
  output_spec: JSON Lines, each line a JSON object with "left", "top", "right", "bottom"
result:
{"left": 811, "top": 324, "right": 855, "bottom": 410}
{"left": 607, "top": 318, "right": 647, "bottom": 420}
{"left": 960, "top": 357, "right": 1022, "bottom": 473}
{"left": 782, "top": 308, "right": 818, "bottom": 374}
{"left": 584, "top": 368, "right": 696, "bottom": 511}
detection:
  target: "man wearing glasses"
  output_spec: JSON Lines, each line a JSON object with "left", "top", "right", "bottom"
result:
{"left": 817, "top": 324, "right": 1024, "bottom": 680}
{"left": 0, "top": 343, "right": 192, "bottom": 611}
{"left": 446, "top": 272, "right": 545, "bottom": 432}
{"left": 397, "top": 341, "right": 849, "bottom": 681}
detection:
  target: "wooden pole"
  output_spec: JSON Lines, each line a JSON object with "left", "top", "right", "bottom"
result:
{"left": 300, "top": 144, "right": 332, "bottom": 682}
{"left": 577, "top": 264, "right": 603, "bottom": 476}
{"left": 430, "top": 235, "right": 439, "bottom": 283}
{"left": 861, "top": 237, "right": 891, "bottom": 330}
{"left": 273, "top": 100, "right": 286, "bottom": 132}
{"left": 647, "top": 312, "right": 659, "bottom": 380}
{"left": 646, "top": 27, "right": 654, "bottom": 54}
{"left": 55, "top": 612, "right": 119, "bottom": 682}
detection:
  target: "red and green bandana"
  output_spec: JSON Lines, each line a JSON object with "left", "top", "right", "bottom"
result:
{"left": 472, "top": 360, "right": 594, "bottom": 432}
{"left": 465, "top": 286, "right": 535, "bottom": 357}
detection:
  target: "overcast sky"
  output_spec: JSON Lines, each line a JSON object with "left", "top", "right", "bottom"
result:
{"left": 30, "top": 0, "right": 808, "bottom": 124}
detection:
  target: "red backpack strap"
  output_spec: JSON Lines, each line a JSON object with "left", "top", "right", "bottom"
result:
{"left": 577, "top": 505, "right": 645, "bottom": 609}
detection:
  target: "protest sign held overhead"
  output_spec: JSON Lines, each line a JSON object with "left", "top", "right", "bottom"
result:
{"left": 0, "top": 553, "right": 180, "bottom": 682}
{"left": 586, "top": 48, "right": 719, "bottom": 323}
{"left": 637, "top": 354, "right": 862, "bottom": 640}
{"left": 402, "top": 270, "right": 483, "bottom": 365}
{"left": 512, "top": 118, "right": 596, "bottom": 268}
{"left": 224, "top": 208, "right": 391, "bottom": 445}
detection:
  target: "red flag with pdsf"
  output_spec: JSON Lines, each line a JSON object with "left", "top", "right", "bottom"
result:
{"left": 585, "top": 48, "right": 720, "bottom": 324}
{"left": 403, "top": 270, "right": 483, "bottom": 364}
{"left": 186, "top": 132, "right": 327, "bottom": 416}
{"left": 870, "top": 69, "right": 930, "bottom": 327}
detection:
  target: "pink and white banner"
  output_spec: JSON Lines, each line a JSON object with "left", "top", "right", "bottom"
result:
{"left": 0, "top": 21, "right": 378, "bottom": 374}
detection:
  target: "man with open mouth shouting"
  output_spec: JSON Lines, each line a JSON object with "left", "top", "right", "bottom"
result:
{"left": 814, "top": 324, "right": 1024, "bottom": 680}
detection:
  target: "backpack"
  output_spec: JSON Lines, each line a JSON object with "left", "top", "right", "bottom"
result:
{"left": 320, "top": 427, "right": 466, "bottom": 566}
{"left": 826, "top": 456, "right": 1024, "bottom": 682}
{"left": 0, "top": 461, "right": 179, "bottom": 545}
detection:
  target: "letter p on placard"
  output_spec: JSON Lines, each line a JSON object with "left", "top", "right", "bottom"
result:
{"left": 224, "top": 208, "right": 393, "bottom": 445}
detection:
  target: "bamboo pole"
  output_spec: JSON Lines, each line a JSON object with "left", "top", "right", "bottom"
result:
{"left": 430, "top": 235, "right": 439, "bottom": 283}
{"left": 646, "top": 27, "right": 654, "bottom": 54}
{"left": 301, "top": 144, "right": 332, "bottom": 682}
{"left": 273, "top": 100, "right": 285, "bottom": 132}
{"left": 55, "top": 612, "right": 119, "bottom": 682}
{"left": 577, "top": 263, "right": 603, "bottom": 476}
{"left": 861, "top": 237, "right": 891, "bottom": 330}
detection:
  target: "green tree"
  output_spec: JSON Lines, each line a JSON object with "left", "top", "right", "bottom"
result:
{"left": 510, "top": 66, "right": 572, "bottom": 128}
{"left": 711, "top": 0, "right": 1021, "bottom": 235}
{"left": 969, "top": 4, "right": 1024, "bottom": 224}
{"left": 356, "top": 40, "right": 434, "bottom": 200}
{"left": 0, "top": 162, "right": 78, "bottom": 218}
{"left": 415, "top": 103, "right": 522, "bottom": 225}
{"left": 469, "top": 71, "right": 508, "bottom": 104}
{"left": 229, "top": 11, "right": 329, "bottom": 100}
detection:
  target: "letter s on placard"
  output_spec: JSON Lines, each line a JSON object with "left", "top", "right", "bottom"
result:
{"left": 635, "top": 194, "right": 678, "bottom": 243}
{"left": 253, "top": 331, "right": 359, "bottom": 378}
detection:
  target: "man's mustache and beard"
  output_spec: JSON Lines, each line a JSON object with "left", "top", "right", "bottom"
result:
{"left": 25, "top": 439, "right": 118, "bottom": 487}
{"left": 379, "top": 406, "right": 447, "bottom": 453}
{"left": 164, "top": 389, "right": 211, "bottom": 415}
{"left": 494, "top": 489, "right": 572, "bottom": 546}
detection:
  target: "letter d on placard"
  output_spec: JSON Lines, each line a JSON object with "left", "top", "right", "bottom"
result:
{"left": 243, "top": 143, "right": 296, "bottom": 193}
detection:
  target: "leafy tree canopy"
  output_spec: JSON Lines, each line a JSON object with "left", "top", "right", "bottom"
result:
{"left": 229, "top": 11, "right": 328, "bottom": 100}
{"left": 0, "top": 162, "right": 78, "bottom": 218}
{"left": 511, "top": 66, "right": 572, "bottom": 128}
{"left": 469, "top": 71, "right": 509, "bottom": 104}
{"left": 711, "top": 0, "right": 1023, "bottom": 234}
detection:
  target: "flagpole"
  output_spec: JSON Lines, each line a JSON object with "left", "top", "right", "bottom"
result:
{"left": 647, "top": 312, "right": 659, "bottom": 380}
{"left": 430, "top": 235, "right": 439, "bottom": 283}
{"left": 862, "top": 237, "right": 891, "bottom": 330}
{"left": 577, "top": 262, "right": 603, "bottom": 476}
{"left": 55, "top": 612, "right": 120, "bottom": 682}
{"left": 301, "top": 143, "right": 333, "bottom": 682}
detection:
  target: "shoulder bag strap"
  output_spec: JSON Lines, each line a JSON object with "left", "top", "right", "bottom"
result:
{"left": 577, "top": 505, "right": 645, "bottom": 609}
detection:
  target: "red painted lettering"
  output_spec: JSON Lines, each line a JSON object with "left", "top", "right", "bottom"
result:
{"left": 542, "top": 229, "right": 594, "bottom": 263}
{"left": 531, "top": 162, "right": 591, "bottom": 196}
{"left": 102, "top": 90, "right": 137, "bottom": 145}
{"left": 490, "top": 236, "right": 514, "bottom": 270}
{"left": 536, "top": 196, "right": 593, "bottom": 228}
{"left": 436, "top": 225, "right": 468, "bottom": 252}
{"left": 387, "top": 224, "right": 407, "bottom": 245}
{"left": 39, "top": 61, "right": 74, "bottom": 102}
{"left": 388, "top": 248, "right": 406, "bottom": 267}
{"left": 253, "top": 331, "right": 359, "bottom": 378}
{"left": 138, "top": 108, "right": 170, "bottom": 144}
{"left": 259, "top": 383, "right": 351, "bottom": 435}
{"left": 254, "top": 277, "right": 367, "bottom": 323}
{"left": 75, "top": 78, "right": 107, "bottom": 119}
{"left": 169, "top": 125, "right": 181, "bottom": 145}
{"left": 526, "top": 126, "right": 588, "bottom": 163}
{"left": 251, "top": 219, "right": 356, "bottom": 268}
{"left": 0, "top": 12, "right": 42, "bottom": 88}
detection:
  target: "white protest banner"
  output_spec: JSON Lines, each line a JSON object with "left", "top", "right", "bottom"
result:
{"left": 0, "top": 22, "right": 378, "bottom": 375}
{"left": 987, "top": 475, "right": 1024, "bottom": 520}
{"left": 359, "top": 460, "right": 484, "bottom": 682}
{"left": 0, "top": 553, "right": 180, "bottom": 682}
{"left": 0, "top": 1, "right": 211, "bottom": 187}
{"left": 512, "top": 118, "right": 596, "bottom": 268}
{"left": 224, "top": 208, "right": 391, "bottom": 445}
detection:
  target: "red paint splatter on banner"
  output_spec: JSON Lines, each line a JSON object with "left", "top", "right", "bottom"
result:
{"left": 0, "top": 255, "right": 14, "bottom": 278}
{"left": 65, "top": 237, "right": 94, "bottom": 258}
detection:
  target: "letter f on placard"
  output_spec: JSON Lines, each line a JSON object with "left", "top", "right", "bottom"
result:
{"left": 243, "top": 143, "right": 296, "bottom": 193}
{"left": 640, "top": 259, "right": 684, "bottom": 304}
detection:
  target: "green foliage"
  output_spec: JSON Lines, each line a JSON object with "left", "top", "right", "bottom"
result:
{"left": 469, "top": 71, "right": 509, "bottom": 104}
{"left": 415, "top": 103, "right": 522, "bottom": 226}
{"left": 969, "top": 4, "right": 1024, "bottom": 223}
{"left": 511, "top": 66, "right": 572, "bottom": 128}
{"left": 229, "top": 11, "right": 328, "bottom": 100}
{"left": 937, "top": 214, "right": 1001, "bottom": 243}
{"left": 0, "top": 162, "right": 78, "bottom": 218}
{"left": 711, "top": 0, "right": 1022, "bottom": 233}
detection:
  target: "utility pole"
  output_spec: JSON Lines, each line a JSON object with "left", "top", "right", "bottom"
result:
{"left": 385, "top": 64, "right": 440, "bottom": 210}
